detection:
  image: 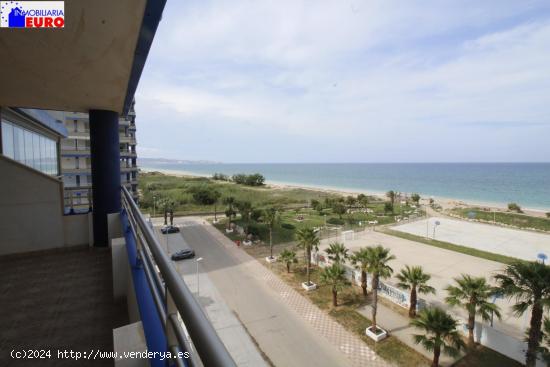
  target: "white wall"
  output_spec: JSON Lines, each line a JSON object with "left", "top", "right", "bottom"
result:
{"left": 63, "top": 213, "right": 91, "bottom": 247}
{"left": 0, "top": 155, "right": 64, "bottom": 255}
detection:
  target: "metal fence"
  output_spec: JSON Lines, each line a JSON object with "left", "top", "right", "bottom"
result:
{"left": 121, "top": 186, "right": 236, "bottom": 367}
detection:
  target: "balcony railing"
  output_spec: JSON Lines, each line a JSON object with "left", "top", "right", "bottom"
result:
{"left": 121, "top": 186, "right": 236, "bottom": 367}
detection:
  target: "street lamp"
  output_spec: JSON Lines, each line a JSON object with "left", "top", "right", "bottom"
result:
{"left": 153, "top": 195, "right": 157, "bottom": 218}
{"left": 196, "top": 257, "right": 204, "bottom": 297}
{"left": 433, "top": 220, "right": 441, "bottom": 240}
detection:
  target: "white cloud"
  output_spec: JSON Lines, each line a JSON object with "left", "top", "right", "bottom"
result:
{"left": 135, "top": 0, "right": 550, "bottom": 162}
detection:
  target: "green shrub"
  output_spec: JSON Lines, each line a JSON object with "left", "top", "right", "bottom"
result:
{"left": 281, "top": 222, "right": 295, "bottom": 230}
{"left": 231, "top": 173, "right": 265, "bottom": 186}
{"left": 251, "top": 209, "right": 263, "bottom": 222}
{"left": 507, "top": 202, "right": 523, "bottom": 213}
{"left": 345, "top": 217, "right": 357, "bottom": 225}
{"left": 212, "top": 173, "right": 229, "bottom": 181}
{"left": 247, "top": 222, "right": 269, "bottom": 238}
{"left": 245, "top": 173, "right": 265, "bottom": 186}
{"left": 327, "top": 217, "right": 345, "bottom": 225}
{"left": 190, "top": 186, "right": 220, "bottom": 205}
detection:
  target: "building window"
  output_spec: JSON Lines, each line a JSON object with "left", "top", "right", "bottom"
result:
{"left": 1, "top": 119, "right": 58, "bottom": 176}
{"left": 1, "top": 121, "right": 14, "bottom": 158}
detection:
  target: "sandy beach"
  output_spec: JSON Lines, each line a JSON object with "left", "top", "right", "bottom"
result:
{"left": 140, "top": 167, "right": 549, "bottom": 218}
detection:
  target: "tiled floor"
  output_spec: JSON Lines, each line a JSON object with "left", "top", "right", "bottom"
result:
{"left": 0, "top": 247, "right": 127, "bottom": 366}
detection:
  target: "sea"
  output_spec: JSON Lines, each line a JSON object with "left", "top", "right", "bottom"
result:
{"left": 139, "top": 162, "right": 550, "bottom": 211}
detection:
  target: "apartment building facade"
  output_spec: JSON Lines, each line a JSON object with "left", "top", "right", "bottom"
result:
{"left": 58, "top": 103, "right": 139, "bottom": 213}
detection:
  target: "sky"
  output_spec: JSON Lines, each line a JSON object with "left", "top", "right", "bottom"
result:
{"left": 135, "top": 0, "right": 550, "bottom": 163}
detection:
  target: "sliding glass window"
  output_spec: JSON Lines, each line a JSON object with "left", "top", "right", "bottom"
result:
{"left": 1, "top": 119, "right": 58, "bottom": 176}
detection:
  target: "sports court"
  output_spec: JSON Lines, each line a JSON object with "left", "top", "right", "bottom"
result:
{"left": 393, "top": 217, "right": 550, "bottom": 261}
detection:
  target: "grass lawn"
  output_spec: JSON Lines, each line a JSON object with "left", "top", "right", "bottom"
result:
{"left": 381, "top": 228, "right": 520, "bottom": 265}
{"left": 452, "top": 345, "right": 523, "bottom": 367}
{"left": 450, "top": 207, "right": 550, "bottom": 232}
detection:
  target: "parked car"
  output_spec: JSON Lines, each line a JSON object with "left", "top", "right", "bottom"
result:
{"left": 161, "top": 225, "right": 180, "bottom": 234}
{"left": 171, "top": 249, "right": 195, "bottom": 261}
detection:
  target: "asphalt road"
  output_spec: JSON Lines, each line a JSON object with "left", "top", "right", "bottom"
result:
{"left": 174, "top": 218, "right": 352, "bottom": 367}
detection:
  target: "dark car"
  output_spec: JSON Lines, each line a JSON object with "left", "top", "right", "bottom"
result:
{"left": 171, "top": 249, "right": 195, "bottom": 261}
{"left": 161, "top": 225, "right": 180, "bottom": 234}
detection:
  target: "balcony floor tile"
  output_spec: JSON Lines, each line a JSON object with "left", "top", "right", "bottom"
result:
{"left": 0, "top": 247, "right": 127, "bottom": 366}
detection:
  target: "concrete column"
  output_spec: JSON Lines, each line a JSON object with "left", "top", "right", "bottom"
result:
{"left": 89, "top": 109, "right": 120, "bottom": 246}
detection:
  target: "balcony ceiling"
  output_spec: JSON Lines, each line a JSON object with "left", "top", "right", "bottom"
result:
{"left": 0, "top": 0, "right": 165, "bottom": 115}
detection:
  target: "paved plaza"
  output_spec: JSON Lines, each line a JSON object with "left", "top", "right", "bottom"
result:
{"left": 321, "top": 230, "right": 529, "bottom": 340}
{"left": 393, "top": 217, "right": 550, "bottom": 261}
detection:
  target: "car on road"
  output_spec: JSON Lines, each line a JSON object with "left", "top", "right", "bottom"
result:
{"left": 171, "top": 249, "right": 195, "bottom": 261}
{"left": 161, "top": 225, "right": 180, "bottom": 234}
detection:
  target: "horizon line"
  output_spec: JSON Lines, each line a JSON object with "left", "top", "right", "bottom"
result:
{"left": 139, "top": 158, "right": 550, "bottom": 164}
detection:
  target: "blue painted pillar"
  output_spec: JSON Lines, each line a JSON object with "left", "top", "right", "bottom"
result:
{"left": 89, "top": 109, "right": 120, "bottom": 246}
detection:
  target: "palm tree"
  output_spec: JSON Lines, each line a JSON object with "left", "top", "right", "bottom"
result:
{"left": 350, "top": 247, "right": 370, "bottom": 297}
{"left": 357, "top": 193, "right": 369, "bottom": 208}
{"left": 263, "top": 207, "right": 279, "bottom": 259}
{"left": 365, "top": 245, "right": 395, "bottom": 332}
{"left": 159, "top": 198, "right": 175, "bottom": 225}
{"left": 320, "top": 264, "right": 349, "bottom": 307}
{"left": 295, "top": 227, "right": 320, "bottom": 286}
{"left": 325, "top": 242, "right": 349, "bottom": 265}
{"left": 235, "top": 200, "right": 252, "bottom": 224}
{"left": 386, "top": 190, "right": 396, "bottom": 207}
{"left": 540, "top": 317, "right": 550, "bottom": 365}
{"left": 212, "top": 190, "right": 222, "bottom": 222}
{"left": 396, "top": 265, "right": 436, "bottom": 318}
{"left": 445, "top": 274, "right": 501, "bottom": 348}
{"left": 223, "top": 196, "right": 236, "bottom": 229}
{"left": 345, "top": 195, "right": 356, "bottom": 209}
{"left": 279, "top": 249, "right": 297, "bottom": 273}
{"left": 494, "top": 261, "right": 550, "bottom": 367}
{"left": 410, "top": 307, "right": 465, "bottom": 367}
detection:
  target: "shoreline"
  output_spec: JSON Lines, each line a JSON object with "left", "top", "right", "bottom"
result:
{"left": 140, "top": 167, "right": 550, "bottom": 217}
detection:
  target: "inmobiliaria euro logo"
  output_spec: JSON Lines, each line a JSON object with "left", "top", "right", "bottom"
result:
{"left": 0, "top": 1, "right": 64, "bottom": 28}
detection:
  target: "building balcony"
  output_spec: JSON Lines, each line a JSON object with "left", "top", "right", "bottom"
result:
{"left": 67, "top": 131, "right": 91, "bottom": 139}
{"left": 120, "top": 136, "right": 137, "bottom": 144}
{"left": 62, "top": 167, "right": 92, "bottom": 174}
{"left": 120, "top": 151, "right": 137, "bottom": 158}
{"left": 61, "top": 149, "right": 91, "bottom": 157}
{"left": 64, "top": 183, "right": 92, "bottom": 190}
